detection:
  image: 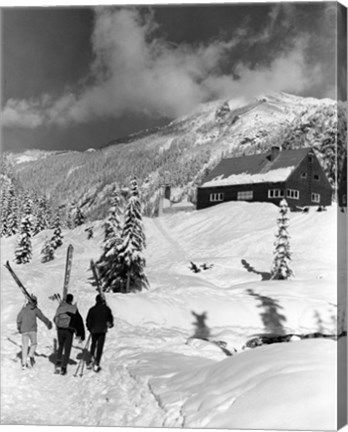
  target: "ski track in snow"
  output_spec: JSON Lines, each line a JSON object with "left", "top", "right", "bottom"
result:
{"left": 1, "top": 326, "right": 165, "bottom": 426}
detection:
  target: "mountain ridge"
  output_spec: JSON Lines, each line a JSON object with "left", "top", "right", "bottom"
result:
{"left": 3, "top": 92, "right": 346, "bottom": 220}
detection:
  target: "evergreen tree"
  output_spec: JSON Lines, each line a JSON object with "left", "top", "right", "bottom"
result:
{"left": 33, "top": 195, "right": 50, "bottom": 236}
{"left": 85, "top": 226, "right": 94, "bottom": 239}
{"left": 96, "top": 190, "right": 123, "bottom": 291}
{"left": 117, "top": 177, "right": 148, "bottom": 292}
{"left": 1, "top": 177, "right": 11, "bottom": 237}
{"left": 7, "top": 185, "right": 19, "bottom": 236}
{"left": 51, "top": 211, "right": 63, "bottom": 250}
{"left": 1, "top": 178, "right": 19, "bottom": 237}
{"left": 271, "top": 199, "right": 293, "bottom": 280}
{"left": 67, "top": 203, "right": 75, "bottom": 230}
{"left": 15, "top": 198, "right": 33, "bottom": 264}
{"left": 73, "top": 205, "right": 85, "bottom": 227}
{"left": 41, "top": 238, "right": 55, "bottom": 263}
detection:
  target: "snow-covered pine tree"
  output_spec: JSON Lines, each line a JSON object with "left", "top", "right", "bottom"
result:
{"left": 51, "top": 211, "right": 63, "bottom": 250}
{"left": 73, "top": 205, "right": 85, "bottom": 227}
{"left": 15, "top": 196, "right": 33, "bottom": 264}
{"left": 271, "top": 199, "right": 293, "bottom": 280}
{"left": 67, "top": 203, "right": 75, "bottom": 230}
{"left": 96, "top": 190, "right": 123, "bottom": 291}
{"left": 0, "top": 176, "right": 11, "bottom": 237}
{"left": 117, "top": 177, "right": 148, "bottom": 293}
{"left": 85, "top": 226, "right": 94, "bottom": 239}
{"left": 0, "top": 178, "right": 19, "bottom": 237}
{"left": 41, "top": 238, "right": 55, "bottom": 263}
{"left": 7, "top": 185, "right": 19, "bottom": 236}
{"left": 33, "top": 195, "right": 50, "bottom": 235}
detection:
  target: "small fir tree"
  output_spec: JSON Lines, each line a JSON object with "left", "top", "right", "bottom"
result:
{"left": 97, "top": 190, "right": 123, "bottom": 291}
{"left": 73, "top": 205, "right": 85, "bottom": 227}
{"left": 117, "top": 177, "right": 148, "bottom": 292}
{"left": 41, "top": 238, "right": 55, "bottom": 263}
{"left": 67, "top": 203, "right": 75, "bottom": 230}
{"left": 7, "top": 187, "right": 19, "bottom": 236}
{"left": 271, "top": 199, "right": 293, "bottom": 280}
{"left": 15, "top": 198, "right": 33, "bottom": 264}
{"left": 33, "top": 195, "right": 50, "bottom": 235}
{"left": 51, "top": 212, "right": 63, "bottom": 250}
{"left": 85, "top": 226, "right": 94, "bottom": 239}
{"left": 1, "top": 180, "right": 19, "bottom": 237}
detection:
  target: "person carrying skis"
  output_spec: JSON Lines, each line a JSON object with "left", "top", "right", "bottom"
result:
{"left": 86, "top": 294, "right": 114, "bottom": 372}
{"left": 17, "top": 295, "right": 53, "bottom": 370}
{"left": 54, "top": 293, "right": 85, "bottom": 375}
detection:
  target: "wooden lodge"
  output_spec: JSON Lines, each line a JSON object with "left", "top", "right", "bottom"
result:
{"left": 197, "top": 147, "right": 332, "bottom": 210}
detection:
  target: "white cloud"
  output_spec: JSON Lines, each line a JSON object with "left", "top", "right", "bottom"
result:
{"left": 1, "top": 7, "right": 326, "bottom": 128}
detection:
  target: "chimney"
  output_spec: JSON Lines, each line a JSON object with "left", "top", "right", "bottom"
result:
{"left": 269, "top": 146, "right": 280, "bottom": 161}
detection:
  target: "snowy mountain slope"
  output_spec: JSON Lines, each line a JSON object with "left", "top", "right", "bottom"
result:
{"left": 1, "top": 201, "right": 343, "bottom": 429}
{"left": 5, "top": 92, "right": 344, "bottom": 219}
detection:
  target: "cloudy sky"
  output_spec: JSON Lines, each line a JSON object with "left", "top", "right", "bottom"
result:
{"left": 1, "top": 2, "right": 347, "bottom": 152}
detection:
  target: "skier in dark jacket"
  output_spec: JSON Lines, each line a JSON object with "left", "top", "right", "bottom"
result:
{"left": 54, "top": 293, "right": 85, "bottom": 375}
{"left": 17, "top": 295, "right": 52, "bottom": 370}
{"left": 86, "top": 294, "right": 114, "bottom": 372}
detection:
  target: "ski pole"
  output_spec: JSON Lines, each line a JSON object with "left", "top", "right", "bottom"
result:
{"left": 74, "top": 334, "right": 91, "bottom": 377}
{"left": 73, "top": 336, "right": 88, "bottom": 377}
{"left": 80, "top": 334, "right": 91, "bottom": 377}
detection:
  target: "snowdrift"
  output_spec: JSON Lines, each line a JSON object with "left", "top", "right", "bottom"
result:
{"left": 0, "top": 201, "right": 342, "bottom": 429}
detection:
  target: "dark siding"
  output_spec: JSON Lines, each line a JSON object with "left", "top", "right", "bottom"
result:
{"left": 286, "top": 151, "right": 332, "bottom": 207}
{"left": 197, "top": 182, "right": 286, "bottom": 209}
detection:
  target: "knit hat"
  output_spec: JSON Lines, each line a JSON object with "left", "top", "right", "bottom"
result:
{"left": 30, "top": 294, "right": 38, "bottom": 305}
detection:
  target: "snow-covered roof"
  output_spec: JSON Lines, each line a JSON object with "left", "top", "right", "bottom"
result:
{"left": 200, "top": 148, "right": 311, "bottom": 187}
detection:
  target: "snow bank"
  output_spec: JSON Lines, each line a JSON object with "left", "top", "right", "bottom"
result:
{"left": 132, "top": 339, "right": 337, "bottom": 430}
{"left": 0, "top": 201, "right": 341, "bottom": 429}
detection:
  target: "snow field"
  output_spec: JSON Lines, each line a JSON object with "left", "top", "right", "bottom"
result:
{"left": 1, "top": 201, "right": 343, "bottom": 429}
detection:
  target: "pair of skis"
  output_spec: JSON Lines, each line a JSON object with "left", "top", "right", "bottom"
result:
{"left": 4, "top": 261, "right": 37, "bottom": 306}
{"left": 4, "top": 244, "right": 74, "bottom": 306}
{"left": 90, "top": 259, "right": 105, "bottom": 303}
{"left": 72, "top": 261, "right": 104, "bottom": 378}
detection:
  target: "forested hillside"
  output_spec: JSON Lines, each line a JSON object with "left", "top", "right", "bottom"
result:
{"left": 2, "top": 92, "right": 347, "bottom": 222}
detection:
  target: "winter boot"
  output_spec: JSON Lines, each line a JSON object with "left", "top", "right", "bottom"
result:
{"left": 60, "top": 367, "right": 67, "bottom": 376}
{"left": 54, "top": 361, "right": 61, "bottom": 374}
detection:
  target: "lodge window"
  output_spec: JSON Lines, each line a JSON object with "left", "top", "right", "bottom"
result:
{"left": 286, "top": 189, "right": 300, "bottom": 199}
{"left": 237, "top": 191, "right": 253, "bottom": 200}
{"left": 308, "top": 156, "right": 313, "bottom": 163}
{"left": 210, "top": 193, "right": 224, "bottom": 202}
{"left": 268, "top": 189, "right": 284, "bottom": 198}
{"left": 300, "top": 172, "right": 307, "bottom": 179}
{"left": 311, "top": 193, "right": 320, "bottom": 203}
{"left": 313, "top": 174, "right": 320, "bottom": 181}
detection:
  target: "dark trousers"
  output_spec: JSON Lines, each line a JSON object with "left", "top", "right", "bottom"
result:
{"left": 57, "top": 328, "right": 74, "bottom": 368}
{"left": 90, "top": 333, "right": 106, "bottom": 366}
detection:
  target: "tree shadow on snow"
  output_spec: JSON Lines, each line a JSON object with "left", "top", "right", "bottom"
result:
{"left": 241, "top": 259, "right": 271, "bottom": 281}
{"left": 189, "top": 311, "right": 233, "bottom": 356}
{"left": 247, "top": 289, "right": 287, "bottom": 335}
{"left": 191, "top": 311, "right": 211, "bottom": 340}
